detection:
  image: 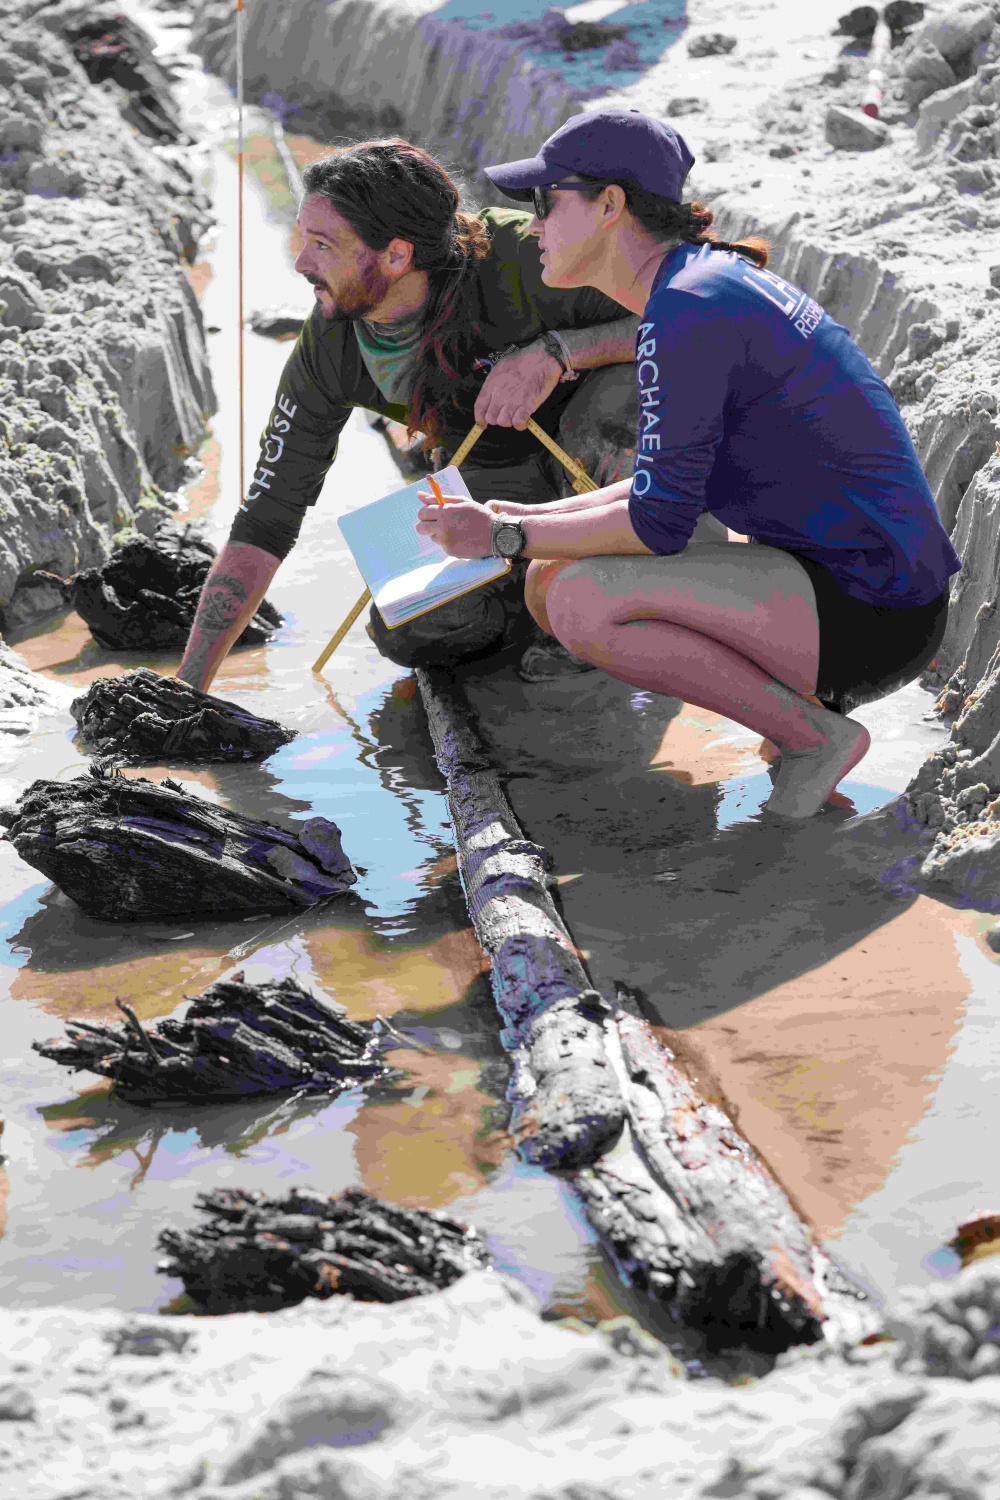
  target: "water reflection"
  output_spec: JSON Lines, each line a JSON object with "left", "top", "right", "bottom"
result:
{"left": 715, "top": 770, "right": 900, "bottom": 828}
{"left": 262, "top": 679, "right": 457, "bottom": 929}
{"left": 432, "top": 0, "right": 688, "bottom": 96}
{"left": 10, "top": 893, "right": 490, "bottom": 1036}
{"left": 3, "top": 668, "right": 486, "bottom": 1006}
{"left": 31, "top": 993, "right": 512, "bottom": 1209}
{"left": 348, "top": 1048, "right": 510, "bottom": 1207}
{"left": 0, "top": 115, "right": 629, "bottom": 1323}
{"left": 38, "top": 1082, "right": 363, "bottom": 1187}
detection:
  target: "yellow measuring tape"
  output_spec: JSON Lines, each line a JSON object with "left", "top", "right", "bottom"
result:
{"left": 311, "top": 419, "right": 599, "bottom": 674}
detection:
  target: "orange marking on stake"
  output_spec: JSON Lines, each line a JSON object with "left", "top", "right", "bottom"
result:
{"left": 235, "top": 0, "right": 246, "bottom": 506}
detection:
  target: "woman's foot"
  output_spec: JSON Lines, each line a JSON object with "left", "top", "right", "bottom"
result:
{"left": 764, "top": 711, "right": 871, "bottom": 818}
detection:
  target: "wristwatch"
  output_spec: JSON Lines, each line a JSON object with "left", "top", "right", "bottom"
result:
{"left": 490, "top": 516, "right": 527, "bottom": 561}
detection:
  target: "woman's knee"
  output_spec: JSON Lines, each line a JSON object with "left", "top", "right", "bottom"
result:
{"left": 537, "top": 559, "right": 620, "bottom": 652}
{"left": 525, "top": 559, "right": 575, "bottom": 635}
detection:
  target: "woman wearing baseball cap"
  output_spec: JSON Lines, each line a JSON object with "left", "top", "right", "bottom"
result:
{"left": 417, "top": 108, "right": 960, "bottom": 817}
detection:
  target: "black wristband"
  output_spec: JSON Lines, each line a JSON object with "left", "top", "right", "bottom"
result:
{"left": 539, "top": 330, "right": 579, "bottom": 382}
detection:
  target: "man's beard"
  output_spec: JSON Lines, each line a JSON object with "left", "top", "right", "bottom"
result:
{"left": 309, "top": 256, "right": 393, "bottom": 320}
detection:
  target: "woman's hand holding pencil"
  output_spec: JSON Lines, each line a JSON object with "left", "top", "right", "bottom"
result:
{"left": 417, "top": 474, "right": 497, "bottom": 558}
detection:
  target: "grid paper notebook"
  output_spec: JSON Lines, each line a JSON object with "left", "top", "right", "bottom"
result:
{"left": 337, "top": 467, "right": 510, "bottom": 628}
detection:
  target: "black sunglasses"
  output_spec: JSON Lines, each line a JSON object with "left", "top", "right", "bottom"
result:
{"left": 530, "top": 179, "right": 594, "bottom": 220}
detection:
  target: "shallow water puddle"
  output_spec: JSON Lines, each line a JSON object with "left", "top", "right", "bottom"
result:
{"left": 685, "top": 897, "right": 981, "bottom": 1235}
{"left": 5, "top": 41, "right": 996, "bottom": 1336}
{"left": 714, "top": 770, "right": 901, "bottom": 826}
{"left": 0, "top": 689, "right": 614, "bottom": 1321}
{"left": 648, "top": 702, "right": 763, "bottom": 787}
{"left": 0, "top": 107, "right": 618, "bottom": 1322}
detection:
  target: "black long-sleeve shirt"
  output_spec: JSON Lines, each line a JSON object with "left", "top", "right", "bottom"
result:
{"left": 230, "top": 207, "right": 629, "bottom": 560}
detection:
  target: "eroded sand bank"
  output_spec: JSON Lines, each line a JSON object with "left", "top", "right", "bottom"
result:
{"left": 3, "top": 0, "right": 1000, "bottom": 1493}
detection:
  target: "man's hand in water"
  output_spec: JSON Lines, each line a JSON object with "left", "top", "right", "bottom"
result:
{"left": 474, "top": 345, "right": 562, "bottom": 430}
{"left": 416, "top": 494, "right": 494, "bottom": 558}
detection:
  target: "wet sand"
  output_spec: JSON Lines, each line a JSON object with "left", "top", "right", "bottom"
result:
{"left": 0, "top": 91, "right": 622, "bottom": 1322}
{"left": 4, "top": 8, "right": 1000, "bottom": 1336}
{"left": 464, "top": 664, "right": 1000, "bottom": 1304}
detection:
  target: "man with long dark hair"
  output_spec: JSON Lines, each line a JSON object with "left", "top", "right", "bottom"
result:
{"left": 176, "top": 138, "right": 638, "bottom": 690}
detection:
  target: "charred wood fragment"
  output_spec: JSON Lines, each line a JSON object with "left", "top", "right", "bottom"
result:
{"left": 0, "top": 765, "right": 356, "bottom": 920}
{"left": 248, "top": 307, "right": 306, "bottom": 340}
{"left": 33, "top": 974, "right": 387, "bottom": 1103}
{"left": 416, "top": 668, "right": 873, "bottom": 1352}
{"left": 71, "top": 668, "right": 296, "bottom": 763}
{"left": 59, "top": 11, "right": 187, "bottom": 144}
{"left": 157, "top": 1185, "right": 492, "bottom": 1312}
{"left": 69, "top": 523, "right": 282, "bottom": 652}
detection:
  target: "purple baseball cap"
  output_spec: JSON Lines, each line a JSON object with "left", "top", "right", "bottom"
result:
{"left": 484, "top": 107, "right": 695, "bottom": 201}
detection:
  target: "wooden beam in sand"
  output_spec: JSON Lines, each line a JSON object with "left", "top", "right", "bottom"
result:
{"left": 416, "top": 666, "right": 875, "bottom": 1353}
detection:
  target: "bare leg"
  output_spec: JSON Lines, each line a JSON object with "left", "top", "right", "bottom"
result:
{"left": 524, "top": 559, "right": 569, "bottom": 637}
{"left": 537, "top": 547, "right": 870, "bottom": 818}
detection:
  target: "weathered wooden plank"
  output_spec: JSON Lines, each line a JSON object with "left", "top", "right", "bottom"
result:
{"left": 33, "top": 974, "right": 388, "bottom": 1103}
{"left": 417, "top": 668, "right": 625, "bottom": 1170}
{"left": 71, "top": 668, "right": 296, "bottom": 762}
{"left": 416, "top": 667, "right": 873, "bottom": 1351}
{"left": 157, "top": 1186, "right": 492, "bottom": 1313}
{"left": 0, "top": 765, "right": 356, "bottom": 919}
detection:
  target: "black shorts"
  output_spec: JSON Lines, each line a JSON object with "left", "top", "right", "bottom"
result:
{"left": 789, "top": 553, "right": 949, "bottom": 714}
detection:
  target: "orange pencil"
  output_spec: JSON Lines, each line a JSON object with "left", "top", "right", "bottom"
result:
{"left": 427, "top": 475, "right": 446, "bottom": 504}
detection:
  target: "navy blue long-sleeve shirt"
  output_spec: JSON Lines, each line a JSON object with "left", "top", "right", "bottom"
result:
{"left": 628, "top": 244, "right": 960, "bottom": 607}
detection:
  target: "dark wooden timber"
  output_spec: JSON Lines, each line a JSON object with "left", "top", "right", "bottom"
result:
{"left": 71, "top": 668, "right": 296, "bottom": 762}
{"left": 416, "top": 667, "right": 873, "bottom": 1352}
{"left": 69, "top": 523, "right": 283, "bottom": 652}
{"left": 33, "top": 974, "right": 387, "bottom": 1103}
{"left": 248, "top": 307, "right": 305, "bottom": 340}
{"left": 0, "top": 765, "right": 356, "bottom": 920}
{"left": 62, "top": 11, "right": 187, "bottom": 145}
{"left": 157, "top": 1185, "right": 492, "bottom": 1312}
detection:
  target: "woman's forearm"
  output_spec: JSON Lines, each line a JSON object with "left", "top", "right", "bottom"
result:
{"left": 550, "top": 478, "right": 632, "bottom": 514}
{"left": 417, "top": 487, "right": 651, "bottom": 561}
{"left": 522, "top": 497, "right": 654, "bottom": 559}
{"left": 488, "top": 477, "right": 631, "bottom": 519}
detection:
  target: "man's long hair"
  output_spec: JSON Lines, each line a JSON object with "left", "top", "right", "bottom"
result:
{"left": 301, "top": 140, "right": 491, "bottom": 444}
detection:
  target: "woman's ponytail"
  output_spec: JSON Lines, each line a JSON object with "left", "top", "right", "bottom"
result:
{"left": 577, "top": 179, "right": 770, "bottom": 267}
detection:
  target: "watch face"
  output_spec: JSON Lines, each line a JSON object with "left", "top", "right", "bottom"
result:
{"left": 495, "top": 523, "right": 523, "bottom": 559}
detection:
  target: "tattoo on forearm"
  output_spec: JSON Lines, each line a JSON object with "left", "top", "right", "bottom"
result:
{"left": 194, "top": 573, "right": 250, "bottom": 637}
